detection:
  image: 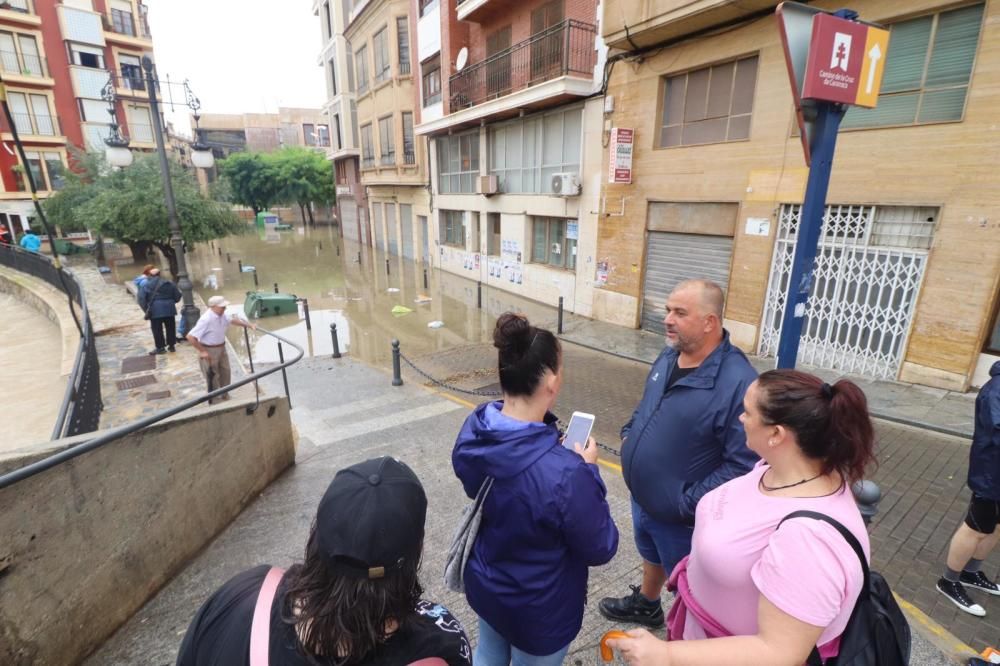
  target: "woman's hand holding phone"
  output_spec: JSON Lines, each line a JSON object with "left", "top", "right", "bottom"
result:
{"left": 574, "top": 436, "right": 599, "bottom": 465}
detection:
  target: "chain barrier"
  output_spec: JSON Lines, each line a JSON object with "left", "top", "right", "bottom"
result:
{"left": 397, "top": 351, "right": 621, "bottom": 457}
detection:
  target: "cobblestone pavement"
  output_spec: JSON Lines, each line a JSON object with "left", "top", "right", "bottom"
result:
{"left": 87, "top": 356, "right": 958, "bottom": 666}
{"left": 405, "top": 340, "right": 998, "bottom": 655}
{"left": 70, "top": 263, "right": 251, "bottom": 429}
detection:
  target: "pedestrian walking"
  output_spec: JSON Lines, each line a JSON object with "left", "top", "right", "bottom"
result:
{"left": 452, "top": 313, "right": 619, "bottom": 665}
{"left": 138, "top": 267, "right": 182, "bottom": 355}
{"left": 133, "top": 264, "right": 155, "bottom": 290}
{"left": 599, "top": 279, "right": 758, "bottom": 626}
{"left": 18, "top": 230, "right": 40, "bottom": 252}
{"left": 936, "top": 360, "right": 1000, "bottom": 616}
{"left": 176, "top": 456, "right": 472, "bottom": 666}
{"left": 186, "top": 295, "right": 255, "bottom": 403}
{"left": 606, "top": 370, "right": 878, "bottom": 665}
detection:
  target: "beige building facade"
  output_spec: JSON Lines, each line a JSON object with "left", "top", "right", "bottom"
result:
{"left": 596, "top": 0, "right": 1000, "bottom": 391}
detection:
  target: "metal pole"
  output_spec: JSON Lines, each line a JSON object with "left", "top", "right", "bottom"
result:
{"left": 238, "top": 259, "right": 243, "bottom": 271}
{"left": 143, "top": 55, "right": 198, "bottom": 333}
{"left": 423, "top": 267, "right": 428, "bottom": 289}
{"left": 274, "top": 282, "right": 279, "bottom": 293}
{"left": 391, "top": 339, "right": 403, "bottom": 386}
{"left": 218, "top": 246, "right": 222, "bottom": 256}
{"left": 252, "top": 269, "right": 259, "bottom": 288}
{"left": 319, "top": 241, "right": 323, "bottom": 250}
{"left": 557, "top": 296, "right": 564, "bottom": 334}
{"left": 477, "top": 281, "right": 482, "bottom": 309}
{"left": 358, "top": 251, "right": 362, "bottom": 263}
{"left": 776, "top": 102, "right": 847, "bottom": 369}
{"left": 278, "top": 341, "right": 291, "bottom": 408}
{"left": 330, "top": 323, "right": 342, "bottom": 359}
{"left": 386, "top": 258, "right": 390, "bottom": 276}
{"left": 336, "top": 244, "right": 340, "bottom": 257}
{"left": 302, "top": 298, "right": 312, "bottom": 330}
{"left": 852, "top": 480, "right": 881, "bottom": 527}
{"left": 227, "top": 252, "right": 231, "bottom": 263}
{"left": 243, "top": 325, "right": 259, "bottom": 400}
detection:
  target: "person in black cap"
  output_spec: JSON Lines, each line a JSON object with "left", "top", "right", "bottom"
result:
{"left": 176, "top": 457, "right": 472, "bottom": 666}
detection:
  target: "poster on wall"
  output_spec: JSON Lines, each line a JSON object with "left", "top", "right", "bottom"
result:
{"left": 608, "top": 128, "right": 634, "bottom": 184}
{"left": 566, "top": 221, "right": 579, "bottom": 240}
{"left": 500, "top": 239, "right": 523, "bottom": 285}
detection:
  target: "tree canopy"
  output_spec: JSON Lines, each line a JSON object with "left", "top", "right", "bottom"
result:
{"left": 218, "top": 148, "right": 335, "bottom": 224}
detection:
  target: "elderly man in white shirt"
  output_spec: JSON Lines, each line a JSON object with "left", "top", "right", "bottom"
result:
{"left": 186, "top": 295, "right": 256, "bottom": 403}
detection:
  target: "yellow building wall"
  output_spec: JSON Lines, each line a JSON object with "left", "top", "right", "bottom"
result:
{"left": 596, "top": 0, "right": 1000, "bottom": 390}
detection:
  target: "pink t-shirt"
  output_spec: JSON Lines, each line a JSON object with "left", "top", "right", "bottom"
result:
{"left": 683, "top": 462, "right": 869, "bottom": 656}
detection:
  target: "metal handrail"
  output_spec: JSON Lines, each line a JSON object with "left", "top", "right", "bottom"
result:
{"left": 0, "top": 326, "right": 304, "bottom": 491}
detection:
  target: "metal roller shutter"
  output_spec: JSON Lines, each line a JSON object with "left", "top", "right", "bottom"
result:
{"left": 400, "top": 204, "right": 414, "bottom": 259}
{"left": 387, "top": 204, "right": 399, "bottom": 256}
{"left": 340, "top": 201, "right": 359, "bottom": 241}
{"left": 640, "top": 232, "right": 733, "bottom": 336}
{"left": 372, "top": 203, "right": 383, "bottom": 253}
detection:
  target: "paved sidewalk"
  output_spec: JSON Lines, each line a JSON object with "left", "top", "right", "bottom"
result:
{"left": 88, "top": 356, "right": 964, "bottom": 665}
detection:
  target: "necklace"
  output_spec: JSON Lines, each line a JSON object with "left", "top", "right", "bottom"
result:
{"left": 760, "top": 470, "right": 824, "bottom": 492}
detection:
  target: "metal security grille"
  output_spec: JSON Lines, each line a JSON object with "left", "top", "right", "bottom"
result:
{"left": 759, "top": 204, "right": 933, "bottom": 379}
{"left": 386, "top": 204, "right": 399, "bottom": 256}
{"left": 340, "top": 200, "right": 359, "bottom": 242}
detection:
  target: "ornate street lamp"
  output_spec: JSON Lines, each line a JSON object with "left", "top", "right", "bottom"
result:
{"left": 101, "top": 79, "right": 133, "bottom": 168}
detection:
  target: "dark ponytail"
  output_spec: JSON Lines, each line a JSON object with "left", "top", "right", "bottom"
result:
{"left": 493, "top": 312, "right": 560, "bottom": 397}
{"left": 756, "top": 370, "right": 876, "bottom": 484}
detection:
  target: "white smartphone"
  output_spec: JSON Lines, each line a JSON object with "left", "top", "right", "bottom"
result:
{"left": 563, "top": 411, "right": 595, "bottom": 450}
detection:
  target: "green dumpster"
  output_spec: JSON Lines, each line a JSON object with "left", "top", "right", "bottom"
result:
{"left": 244, "top": 291, "right": 299, "bottom": 318}
{"left": 53, "top": 238, "right": 89, "bottom": 255}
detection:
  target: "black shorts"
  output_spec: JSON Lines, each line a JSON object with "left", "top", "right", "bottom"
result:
{"left": 964, "top": 494, "right": 1000, "bottom": 534}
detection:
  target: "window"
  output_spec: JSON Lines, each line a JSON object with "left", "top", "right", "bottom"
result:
{"left": 378, "top": 115, "right": 395, "bottom": 165}
{"left": 660, "top": 55, "right": 758, "bottom": 147}
{"left": 397, "top": 17, "right": 410, "bottom": 76}
{"left": 356, "top": 44, "right": 369, "bottom": 93}
{"left": 530, "top": 1, "right": 564, "bottom": 81}
{"left": 401, "top": 112, "right": 415, "bottom": 164}
{"left": 329, "top": 58, "right": 338, "bottom": 95}
{"left": 304, "top": 123, "right": 316, "bottom": 146}
{"left": 127, "top": 105, "right": 153, "bottom": 142}
{"left": 7, "top": 91, "right": 55, "bottom": 136}
{"left": 17, "top": 151, "right": 64, "bottom": 191}
{"left": 531, "top": 217, "right": 577, "bottom": 269}
{"left": 440, "top": 210, "right": 465, "bottom": 247}
{"left": 487, "top": 213, "right": 501, "bottom": 255}
{"left": 373, "top": 27, "right": 390, "bottom": 83}
{"left": 69, "top": 43, "right": 104, "bottom": 69}
{"left": 332, "top": 113, "right": 342, "bottom": 150}
{"left": 0, "top": 32, "right": 43, "bottom": 77}
{"left": 486, "top": 26, "right": 512, "bottom": 99}
{"left": 317, "top": 124, "right": 330, "bottom": 147}
{"left": 4, "top": 0, "right": 30, "bottom": 14}
{"left": 323, "top": 2, "right": 333, "bottom": 40}
{"left": 119, "top": 53, "right": 144, "bottom": 91}
{"left": 111, "top": 8, "right": 136, "bottom": 36}
{"left": 422, "top": 56, "right": 441, "bottom": 106}
{"left": 842, "top": 4, "right": 985, "bottom": 129}
{"left": 345, "top": 43, "right": 356, "bottom": 92}
{"left": 489, "top": 106, "right": 581, "bottom": 193}
{"left": 419, "top": 0, "right": 438, "bottom": 18}
{"left": 436, "top": 132, "right": 479, "bottom": 194}
{"left": 360, "top": 123, "right": 374, "bottom": 168}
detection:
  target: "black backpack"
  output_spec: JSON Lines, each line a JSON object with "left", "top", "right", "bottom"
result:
{"left": 777, "top": 511, "right": 910, "bottom": 666}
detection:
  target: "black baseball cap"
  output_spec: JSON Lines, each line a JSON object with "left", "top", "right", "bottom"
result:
{"left": 316, "top": 457, "right": 427, "bottom": 579}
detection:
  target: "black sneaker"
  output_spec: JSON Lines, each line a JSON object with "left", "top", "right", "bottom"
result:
{"left": 168, "top": 345, "right": 176, "bottom": 353}
{"left": 936, "top": 578, "right": 986, "bottom": 617}
{"left": 149, "top": 348, "right": 166, "bottom": 356}
{"left": 598, "top": 585, "right": 665, "bottom": 627}
{"left": 960, "top": 570, "right": 1000, "bottom": 596}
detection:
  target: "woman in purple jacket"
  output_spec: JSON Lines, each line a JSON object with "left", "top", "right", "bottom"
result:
{"left": 452, "top": 313, "right": 619, "bottom": 665}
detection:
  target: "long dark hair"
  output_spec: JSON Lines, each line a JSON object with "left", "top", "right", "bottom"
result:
{"left": 756, "top": 370, "right": 876, "bottom": 484}
{"left": 280, "top": 526, "right": 423, "bottom": 664}
{"left": 493, "top": 312, "right": 560, "bottom": 397}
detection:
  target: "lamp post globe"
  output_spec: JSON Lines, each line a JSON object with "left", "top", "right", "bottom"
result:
{"left": 190, "top": 146, "right": 214, "bottom": 169}
{"left": 104, "top": 144, "right": 133, "bottom": 168}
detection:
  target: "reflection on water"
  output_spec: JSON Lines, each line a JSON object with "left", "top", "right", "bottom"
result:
{"left": 112, "top": 224, "right": 559, "bottom": 369}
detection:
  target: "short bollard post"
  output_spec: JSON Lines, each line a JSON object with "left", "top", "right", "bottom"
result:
{"left": 852, "top": 480, "right": 881, "bottom": 527}
{"left": 423, "top": 267, "right": 428, "bottom": 289}
{"left": 227, "top": 252, "right": 231, "bottom": 263}
{"left": 274, "top": 282, "right": 279, "bottom": 294}
{"left": 238, "top": 259, "right": 243, "bottom": 271}
{"left": 391, "top": 339, "right": 403, "bottom": 386}
{"left": 557, "top": 296, "right": 564, "bottom": 334}
{"left": 477, "top": 281, "right": 482, "bottom": 309}
{"left": 336, "top": 245, "right": 341, "bottom": 257}
{"left": 302, "top": 298, "right": 312, "bottom": 330}
{"left": 386, "top": 259, "right": 390, "bottom": 276}
{"left": 252, "top": 269, "right": 259, "bottom": 288}
{"left": 357, "top": 251, "right": 362, "bottom": 263}
{"left": 330, "top": 323, "right": 342, "bottom": 358}
{"left": 218, "top": 246, "right": 222, "bottom": 256}
{"left": 319, "top": 241, "right": 323, "bottom": 250}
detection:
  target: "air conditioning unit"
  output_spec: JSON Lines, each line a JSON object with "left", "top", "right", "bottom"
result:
{"left": 551, "top": 172, "right": 581, "bottom": 197}
{"left": 478, "top": 174, "right": 499, "bottom": 196}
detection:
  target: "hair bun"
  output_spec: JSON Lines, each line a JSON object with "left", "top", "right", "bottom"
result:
{"left": 493, "top": 312, "right": 532, "bottom": 352}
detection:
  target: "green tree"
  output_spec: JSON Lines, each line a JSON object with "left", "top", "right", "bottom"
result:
{"left": 42, "top": 150, "right": 102, "bottom": 235}
{"left": 270, "top": 147, "right": 335, "bottom": 226}
{"left": 218, "top": 151, "right": 281, "bottom": 218}
{"left": 56, "top": 153, "right": 243, "bottom": 275}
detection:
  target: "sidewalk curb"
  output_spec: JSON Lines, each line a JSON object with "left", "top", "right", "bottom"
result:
{"left": 896, "top": 595, "right": 978, "bottom": 664}
{"left": 557, "top": 334, "right": 973, "bottom": 442}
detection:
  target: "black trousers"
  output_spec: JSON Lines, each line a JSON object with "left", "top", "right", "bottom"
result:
{"left": 150, "top": 316, "right": 177, "bottom": 349}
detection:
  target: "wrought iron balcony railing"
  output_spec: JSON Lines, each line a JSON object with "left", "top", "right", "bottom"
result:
{"left": 0, "top": 50, "right": 47, "bottom": 78}
{"left": 449, "top": 19, "right": 596, "bottom": 111}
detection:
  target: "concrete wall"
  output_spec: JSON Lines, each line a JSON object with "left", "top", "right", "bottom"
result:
{"left": 0, "top": 396, "right": 296, "bottom": 665}
{"left": 0, "top": 265, "right": 78, "bottom": 377}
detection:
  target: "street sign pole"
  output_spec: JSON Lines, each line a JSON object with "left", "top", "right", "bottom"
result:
{"left": 776, "top": 101, "right": 846, "bottom": 369}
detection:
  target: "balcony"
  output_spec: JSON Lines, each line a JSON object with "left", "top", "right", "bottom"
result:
{"left": 0, "top": 50, "right": 51, "bottom": 83}
{"left": 103, "top": 6, "right": 153, "bottom": 45}
{"left": 456, "top": 0, "right": 504, "bottom": 23}
{"left": 3, "top": 112, "right": 64, "bottom": 143}
{"left": 602, "top": 0, "right": 777, "bottom": 50}
{"left": 0, "top": 0, "right": 40, "bottom": 26}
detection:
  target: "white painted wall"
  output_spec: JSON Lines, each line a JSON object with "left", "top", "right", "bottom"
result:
{"left": 417, "top": 5, "right": 441, "bottom": 62}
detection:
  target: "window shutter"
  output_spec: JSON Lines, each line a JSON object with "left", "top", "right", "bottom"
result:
{"left": 924, "top": 4, "right": 984, "bottom": 88}
{"left": 881, "top": 16, "right": 932, "bottom": 93}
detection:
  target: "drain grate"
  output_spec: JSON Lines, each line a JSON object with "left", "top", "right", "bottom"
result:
{"left": 121, "top": 355, "right": 156, "bottom": 374}
{"left": 146, "top": 390, "right": 171, "bottom": 401}
{"left": 117, "top": 374, "right": 157, "bottom": 391}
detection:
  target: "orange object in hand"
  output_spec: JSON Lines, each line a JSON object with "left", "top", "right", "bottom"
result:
{"left": 600, "top": 630, "right": 629, "bottom": 662}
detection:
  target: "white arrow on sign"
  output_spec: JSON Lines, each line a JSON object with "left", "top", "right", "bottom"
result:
{"left": 866, "top": 43, "right": 882, "bottom": 94}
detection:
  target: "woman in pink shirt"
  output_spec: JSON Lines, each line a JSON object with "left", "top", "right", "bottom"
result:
{"left": 608, "top": 369, "right": 875, "bottom": 665}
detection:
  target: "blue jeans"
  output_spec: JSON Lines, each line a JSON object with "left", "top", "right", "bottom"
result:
{"left": 474, "top": 618, "right": 571, "bottom": 666}
{"left": 631, "top": 498, "right": 693, "bottom": 576}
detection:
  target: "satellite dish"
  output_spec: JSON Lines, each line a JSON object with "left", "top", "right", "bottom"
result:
{"left": 456, "top": 47, "right": 468, "bottom": 72}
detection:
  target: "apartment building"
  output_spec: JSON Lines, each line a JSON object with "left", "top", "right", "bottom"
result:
{"left": 411, "top": 0, "right": 607, "bottom": 316}
{"left": 596, "top": 0, "right": 999, "bottom": 391}
{"left": 0, "top": 0, "right": 155, "bottom": 237}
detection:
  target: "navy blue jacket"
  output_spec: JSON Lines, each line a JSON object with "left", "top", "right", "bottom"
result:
{"left": 621, "top": 332, "right": 758, "bottom": 526}
{"left": 452, "top": 403, "right": 618, "bottom": 655}
{"left": 969, "top": 361, "right": 1000, "bottom": 500}
{"left": 138, "top": 276, "right": 182, "bottom": 319}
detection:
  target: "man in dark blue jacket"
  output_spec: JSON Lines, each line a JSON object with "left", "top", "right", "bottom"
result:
{"left": 138, "top": 268, "right": 182, "bottom": 354}
{"left": 599, "top": 279, "right": 758, "bottom": 626}
{"left": 936, "top": 361, "right": 1000, "bottom": 617}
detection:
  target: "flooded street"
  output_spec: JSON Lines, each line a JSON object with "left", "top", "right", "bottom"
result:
{"left": 106, "top": 223, "right": 561, "bottom": 371}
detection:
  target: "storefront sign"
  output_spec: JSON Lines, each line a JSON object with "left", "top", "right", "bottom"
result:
{"left": 802, "top": 13, "right": 889, "bottom": 107}
{"left": 608, "top": 128, "right": 634, "bottom": 184}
